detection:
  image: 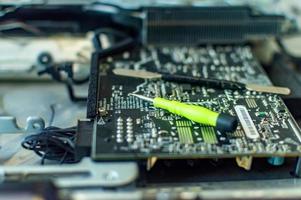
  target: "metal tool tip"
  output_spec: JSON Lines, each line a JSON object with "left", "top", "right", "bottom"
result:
{"left": 128, "top": 93, "right": 154, "bottom": 102}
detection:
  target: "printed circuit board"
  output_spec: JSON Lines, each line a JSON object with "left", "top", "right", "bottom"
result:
{"left": 92, "top": 46, "right": 301, "bottom": 160}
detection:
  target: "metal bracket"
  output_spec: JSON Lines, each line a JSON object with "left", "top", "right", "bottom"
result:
{"left": 0, "top": 116, "right": 45, "bottom": 134}
{"left": 293, "top": 157, "right": 301, "bottom": 178}
{"left": 0, "top": 158, "right": 138, "bottom": 188}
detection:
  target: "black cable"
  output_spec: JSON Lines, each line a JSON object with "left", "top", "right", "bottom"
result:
{"left": 37, "top": 28, "right": 137, "bottom": 103}
{"left": 64, "top": 79, "right": 87, "bottom": 102}
{"left": 96, "top": 37, "right": 136, "bottom": 57}
{"left": 21, "top": 126, "right": 78, "bottom": 164}
{"left": 92, "top": 28, "right": 130, "bottom": 51}
{"left": 49, "top": 104, "right": 55, "bottom": 126}
{"left": 57, "top": 61, "right": 90, "bottom": 85}
{"left": 37, "top": 57, "right": 88, "bottom": 102}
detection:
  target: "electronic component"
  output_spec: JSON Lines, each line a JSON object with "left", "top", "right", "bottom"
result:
{"left": 90, "top": 45, "right": 301, "bottom": 160}
{"left": 130, "top": 93, "right": 238, "bottom": 132}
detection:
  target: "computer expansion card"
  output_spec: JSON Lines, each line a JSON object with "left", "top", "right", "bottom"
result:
{"left": 91, "top": 45, "right": 301, "bottom": 160}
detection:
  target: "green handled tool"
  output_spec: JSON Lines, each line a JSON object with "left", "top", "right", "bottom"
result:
{"left": 130, "top": 93, "right": 238, "bottom": 132}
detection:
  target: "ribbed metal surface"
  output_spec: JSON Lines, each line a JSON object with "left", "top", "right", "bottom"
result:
{"left": 144, "top": 6, "right": 285, "bottom": 45}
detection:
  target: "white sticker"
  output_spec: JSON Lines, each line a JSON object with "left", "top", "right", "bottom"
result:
{"left": 234, "top": 105, "right": 259, "bottom": 139}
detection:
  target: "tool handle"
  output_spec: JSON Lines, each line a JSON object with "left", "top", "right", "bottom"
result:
{"left": 153, "top": 98, "right": 238, "bottom": 132}
{"left": 162, "top": 74, "right": 245, "bottom": 90}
